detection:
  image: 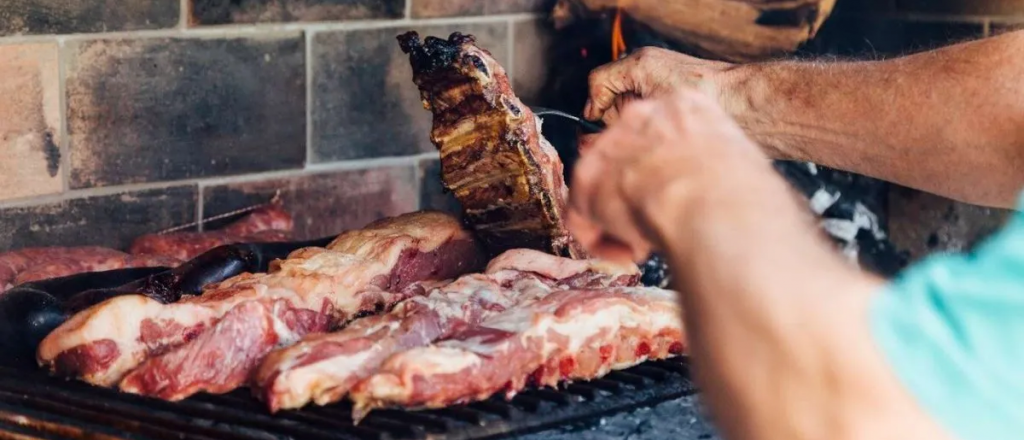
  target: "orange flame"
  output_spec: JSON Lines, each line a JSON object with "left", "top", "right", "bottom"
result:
{"left": 611, "top": 7, "right": 627, "bottom": 61}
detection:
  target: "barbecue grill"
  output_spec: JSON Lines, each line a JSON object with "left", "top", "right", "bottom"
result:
{"left": 0, "top": 358, "right": 695, "bottom": 440}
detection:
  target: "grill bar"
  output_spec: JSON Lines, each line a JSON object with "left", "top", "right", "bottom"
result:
{"left": 0, "top": 358, "right": 695, "bottom": 440}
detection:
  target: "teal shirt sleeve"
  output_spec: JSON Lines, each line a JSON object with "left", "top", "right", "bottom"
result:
{"left": 871, "top": 193, "right": 1024, "bottom": 440}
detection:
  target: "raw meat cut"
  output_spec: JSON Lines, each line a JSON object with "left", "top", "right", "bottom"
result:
{"left": 13, "top": 254, "right": 182, "bottom": 285}
{"left": 0, "top": 205, "right": 293, "bottom": 293}
{"left": 129, "top": 205, "right": 294, "bottom": 261}
{"left": 349, "top": 286, "right": 685, "bottom": 418}
{"left": 38, "top": 211, "right": 484, "bottom": 389}
{"left": 0, "top": 247, "right": 178, "bottom": 294}
{"left": 254, "top": 249, "right": 640, "bottom": 412}
{"left": 398, "top": 31, "right": 586, "bottom": 259}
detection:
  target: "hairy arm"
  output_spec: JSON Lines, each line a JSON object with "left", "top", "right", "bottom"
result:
{"left": 570, "top": 92, "right": 954, "bottom": 440}
{"left": 653, "top": 177, "right": 951, "bottom": 440}
{"left": 724, "top": 31, "right": 1024, "bottom": 208}
{"left": 586, "top": 31, "right": 1024, "bottom": 208}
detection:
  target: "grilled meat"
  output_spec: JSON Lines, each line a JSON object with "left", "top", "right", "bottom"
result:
{"left": 254, "top": 249, "right": 640, "bottom": 412}
{"left": 0, "top": 247, "right": 178, "bottom": 294}
{"left": 13, "top": 254, "right": 182, "bottom": 286}
{"left": 349, "top": 286, "right": 685, "bottom": 418}
{"left": 38, "top": 211, "right": 484, "bottom": 389}
{"left": 398, "top": 31, "right": 586, "bottom": 259}
{"left": 129, "top": 205, "right": 294, "bottom": 261}
{"left": 0, "top": 205, "right": 294, "bottom": 293}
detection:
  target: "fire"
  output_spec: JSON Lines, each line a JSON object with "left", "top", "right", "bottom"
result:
{"left": 611, "top": 7, "right": 627, "bottom": 61}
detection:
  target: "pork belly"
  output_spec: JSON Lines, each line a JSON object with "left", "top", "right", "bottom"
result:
{"left": 398, "top": 31, "right": 585, "bottom": 259}
{"left": 349, "top": 287, "right": 685, "bottom": 418}
{"left": 38, "top": 211, "right": 484, "bottom": 389}
{"left": 254, "top": 249, "right": 640, "bottom": 412}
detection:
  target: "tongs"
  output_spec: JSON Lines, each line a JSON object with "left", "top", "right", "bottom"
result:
{"left": 531, "top": 106, "right": 606, "bottom": 134}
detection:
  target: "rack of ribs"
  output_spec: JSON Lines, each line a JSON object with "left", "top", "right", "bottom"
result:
{"left": 37, "top": 211, "right": 485, "bottom": 390}
{"left": 397, "top": 31, "right": 586, "bottom": 259}
{"left": 349, "top": 286, "right": 685, "bottom": 419}
{"left": 253, "top": 249, "right": 641, "bottom": 412}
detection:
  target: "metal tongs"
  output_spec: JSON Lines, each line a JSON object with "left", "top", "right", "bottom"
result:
{"left": 531, "top": 106, "right": 606, "bottom": 134}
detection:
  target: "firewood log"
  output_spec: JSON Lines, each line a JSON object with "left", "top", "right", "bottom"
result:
{"left": 552, "top": 0, "right": 836, "bottom": 62}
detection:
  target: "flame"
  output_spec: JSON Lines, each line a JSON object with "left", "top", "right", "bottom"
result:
{"left": 611, "top": 7, "right": 627, "bottom": 61}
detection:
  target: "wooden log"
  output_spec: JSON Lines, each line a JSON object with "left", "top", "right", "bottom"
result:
{"left": 551, "top": 0, "right": 836, "bottom": 62}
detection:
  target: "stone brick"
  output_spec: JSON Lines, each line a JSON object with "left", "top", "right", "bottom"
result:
{"left": 0, "top": 185, "right": 197, "bottom": 252}
{"left": 66, "top": 34, "right": 307, "bottom": 188}
{"left": 411, "top": 0, "right": 550, "bottom": 18}
{"left": 0, "top": 43, "right": 62, "bottom": 201}
{"left": 896, "top": 0, "right": 1024, "bottom": 15}
{"left": 0, "top": 0, "right": 178, "bottom": 36}
{"left": 311, "top": 23, "right": 509, "bottom": 162}
{"left": 888, "top": 186, "right": 1011, "bottom": 261}
{"left": 189, "top": 0, "right": 404, "bottom": 26}
{"left": 513, "top": 19, "right": 556, "bottom": 105}
{"left": 202, "top": 166, "right": 420, "bottom": 240}
{"left": 418, "top": 158, "right": 462, "bottom": 216}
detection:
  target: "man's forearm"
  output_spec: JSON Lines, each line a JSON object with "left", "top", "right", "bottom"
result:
{"left": 720, "top": 31, "right": 1024, "bottom": 208}
{"left": 649, "top": 173, "right": 950, "bottom": 439}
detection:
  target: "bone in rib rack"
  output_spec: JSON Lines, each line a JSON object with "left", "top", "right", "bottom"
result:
{"left": 0, "top": 357, "right": 694, "bottom": 440}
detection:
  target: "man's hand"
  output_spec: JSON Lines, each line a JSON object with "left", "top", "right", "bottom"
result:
{"left": 568, "top": 89, "right": 775, "bottom": 263}
{"left": 586, "top": 33, "right": 1024, "bottom": 208}
{"left": 583, "top": 47, "right": 732, "bottom": 125}
{"left": 570, "top": 91, "right": 953, "bottom": 440}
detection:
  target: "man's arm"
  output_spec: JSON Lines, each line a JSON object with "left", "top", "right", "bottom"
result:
{"left": 586, "top": 31, "right": 1024, "bottom": 208}
{"left": 568, "top": 91, "right": 954, "bottom": 440}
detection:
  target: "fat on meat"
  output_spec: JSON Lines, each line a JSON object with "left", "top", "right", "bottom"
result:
{"left": 38, "top": 211, "right": 485, "bottom": 389}
{"left": 253, "top": 249, "right": 641, "bottom": 412}
{"left": 349, "top": 286, "right": 685, "bottom": 419}
{"left": 398, "top": 31, "right": 586, "bottom": 259}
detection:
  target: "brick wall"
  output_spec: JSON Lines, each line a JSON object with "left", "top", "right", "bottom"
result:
{"left": 0, "top": 0, "right": 555, "bottom": 251}
{"left": 811, "top": 0, "right": 1024, "bottom": 261}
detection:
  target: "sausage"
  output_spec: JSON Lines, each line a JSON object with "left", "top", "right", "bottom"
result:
{"left": 0, "top": 235, "right": 336, "bottom": 365}
{"left": 128, "top": 206, "right": 295, "bottom": 261}
{"left": 220, "top": 205, "right": 294, "bottom": 236}
{"left": 0, "top": 288, "right": 66, "bottom": 366}
{"left": 62, "top": 236, "right": 334, "bottom": 313}
{"left": 0, "top": 247, "right": 130, "bottom": 293}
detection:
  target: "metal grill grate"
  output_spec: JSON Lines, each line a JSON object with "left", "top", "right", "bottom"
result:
{"left": 0, "top": 358, "right": 695, "bottom": 440}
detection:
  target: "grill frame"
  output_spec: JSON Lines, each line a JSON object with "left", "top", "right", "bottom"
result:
{"left": 0, "top": 358, "right": 695, "bottom": 440}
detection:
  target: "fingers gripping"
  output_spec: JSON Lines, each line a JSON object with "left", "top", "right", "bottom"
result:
{"left": 585, "top": 56, "right": 637, "bottom": 122}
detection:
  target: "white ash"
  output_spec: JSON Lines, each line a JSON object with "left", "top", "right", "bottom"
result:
{"left": 853, "top": 202, "right": 886, "bottom": 240}
{"left": 821, "top": 218, "right": 861, "bottom": 242}
{"left": 809, "top": 188, "right": 840, "bottom": 215}
{"left": 839, "top": 240, "right": 860, "bottom": 264}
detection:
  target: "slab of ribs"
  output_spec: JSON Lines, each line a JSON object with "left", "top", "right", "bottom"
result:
{"left": 397, "top": 31, "right": 586, "bottom": 259}
{"left": 38, "top": 211, "right": 484, "bottom": 389}
{"left": 33, "top": 31, "right": 687, "bottom": 420}
{"left": 0, "top": 205, "right": 293, "bottom": 293}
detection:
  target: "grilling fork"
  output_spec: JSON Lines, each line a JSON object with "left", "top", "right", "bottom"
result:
{"left": 530, "top": 106, "right": 606, "bottom": 134}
